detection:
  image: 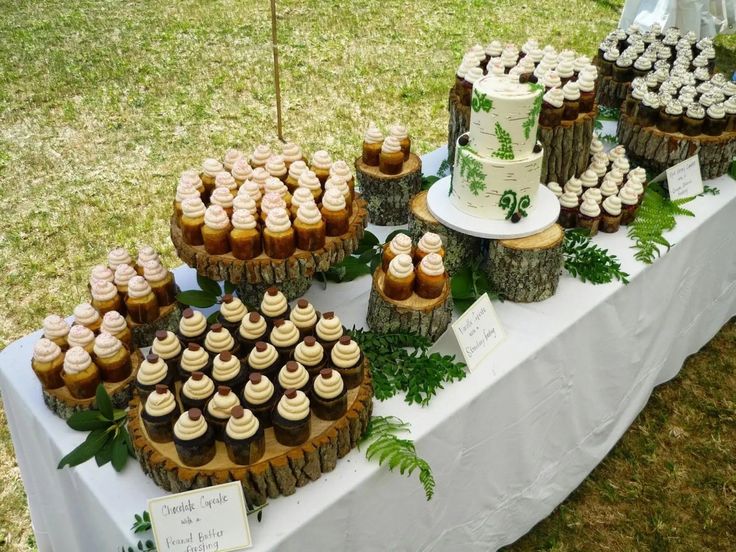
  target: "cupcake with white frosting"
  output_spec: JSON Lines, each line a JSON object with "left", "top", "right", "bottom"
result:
{"left": 152, "top": 329, "right": 182, "bottom": 371}
{"left": 311, "top": 368, "right": 347, "bottom": 421}
{"left": 293, "top": 336, "right": 326, "bottom": 378}
{"left": 259, "top": 287, "right": 290, "bottom": 328}
{"left": 180, "top": 371, "right": 215, "bottom": 411}
{"left": 223, "top": 405, "right": 265, "bottom": 465}
{"left": 289, "top": 298, "right": 318, "bottom": 338}
{"left": 272, "top": 389, "right": 311, "bottom": 446}
{"left": 205, "top": 386, "right": 241, "bottom": 440}
{"left": 558, "top": 191, "right": 581, "bottom": 229}
{"left": 180, "top": 169, "right": 205, "bottom": 196}
{"left": 297, "top": 170, "right": 323, "bottom": 202}
{"left": 144, "top": 260, "right": 177, "bottom": 307}
{"left": 540, "top": 87, "right": 564, "bottom": 127}
{"left": 217, "top": 294, "right": 248, "bottom": 334}
{"left": 601, "top": 196, "right": 623, "bottom": 233}
{"left": 42, "top": 314, "right": 70, "bottom": 351}
{"left": 314, "top": 311, "right": 344, "bottom": 354}
{"left": 269, "top": 319, "right": 301, "bottom": 357}
{"left": 294, "top": 199, "right": 326, "bottom": 251}
{"left": 285, "top": 159, "right": 308, "bottom": 193}
{"left": 108, "top": 247, "right": 132, "bottom": 271}
{"left": 242, "top": 372, "right": 277, "bottom": 428}
{"left": 416, "top": 253, "right": 446, "bottom": 300}
{"left": 329, "top": 160, "right": 355, "bottom": 193}
{"left": 290, "top": 186, "right": 315, "bottom": 218}
{"left": 329, "top": 335, "right": 365, "bottom": 389}
{"left": 136, "top": 245, "right": 160, "bottom": 276}
{"left": 211, "top": 351, "right": 247, "bottom": 397}
{"left": 61, "top": 346, "right": 100, "bottom": 399}
{"left": 67, "top": 324, "right": 96, "bottom": 354}
{"left": 388, "top": 123, "right": 411, "bottom": 160}
{"left": 202, "top": 205, "right": 231, "bottom": 255}
{"left": 142, "top": 384, "right": 180, "bottom": 443}
{"left": 177, "top": 307, "right": 208, "bottom": 346}
{"left": 247, "top": 341, "right": 281, "bottom": 381}
{"left": 89, "top": 264, "right": 114, "bottom": 286}
{"left": 249, "top": 144, "right": 272, "bottom": 169}
{"left": 321, "top": 188, "right": 349, "bottom": 237}
{"left": 266, "top": 154, "right": 288, "bottom": 182}
{"left": 230, "top": 158, "right": 253, "bottom": 186}
{"left": 178, "top": 343, "right": 212, "bottom": 381}
{"left": 379, "top": 135, "right": 404, "bottom": 175}
{"left": 382, "top": 232, "right": 413, "bottom": 272}
{"left": 277, "top": 360, "right": 310, "bottom": 395}
{"left": 125, "top": 276, "right": 159, "bottom": 324}
{"left": 577, "top": 196, "right": 602, "bottom": 236}
{"left": 201, "top": 158, "right": 224, "bottom": 200}
{"left": 310, "top": 150, "right": 333, "bottom": 184}
{"left": 237, "top": 312, "right": 268, "bottom": 357}
{"left": 229, "top": 209, "right": 261, "bottom": 261}
{"left": 114, "top": 263, "right": 138, "bottom": 296}
{"left": 136, "top": 353, "right": 174, "bottom": 401}
{"left": 210, "top": 186, "right": 235, "bottom": 217}
{"left": 204, "top": 323, "right": 239, "bottom": 359}
{"left": 415, "top": 232, "right": 444, "bottom": 264}
{"left": 173, "top": 408, "right": 216, "bottom": 467}
{"left": 263, "top": 207, "right": 295, "bottom": 259}
{"left": 74, "top": 302, "right": 102, "bottom": 333}
{"left": 281, "top": 142, "right": 304, "bottom": 168}
{"left": 31, "top": 338, "right": 65, "bottom": 389}
{"left": 93, "top": 332, "right": 131, "bottom": 382}
{"left": 383, "top": 253, "right": 415, "bottom": 301}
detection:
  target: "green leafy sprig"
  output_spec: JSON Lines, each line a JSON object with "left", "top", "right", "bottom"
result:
{"left": 349, "top": 328, "right": 466, "bottom": 406}
{"left": 451, "top": 259, "right": 499, "bottom": 313}
{"left": 597, "top": 106, "right": 620, "bottom": 121}
{"left": 701, "top": 184, "right": 720, "bottom": 196}
{"left": 563, "top": 229, "right": 630, "bottom": 284}
{"left": 176, "top": 275, "right": 237, "bottom": 323}
{"left": 317, "top": 229, "right": 406, "bottom": 285}
{"left": 628, "top": 182, "right": 695, "bottom": 263}
{"left": 360, "top": 416, "right": 435, "bottom": 500}
{"left": 58, "top": 385, "right": 134, "bottom": 472}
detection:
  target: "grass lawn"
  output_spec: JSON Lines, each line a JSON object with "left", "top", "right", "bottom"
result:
{"left": 1, "top": 1, "right": 735, "bottom": 550}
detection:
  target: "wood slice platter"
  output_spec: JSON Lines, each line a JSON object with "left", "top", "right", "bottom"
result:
{"left": 127, "top": 300, "right": 182, "bottom": 350}
{"left": 366, "top": 268, "right": 453, "bottom": 341}
{"left": 407, "top": 191, "right": 483, "bottom": 276}
{"left": 43, "top": 350, "right": 143, "bottom": 420}
{"left": 538, "top": 108, "right": 598, "bottom": 185}
{"left": 485, "top": 223, "right": 564, "bottom": 303}
{"left": 617, "top": 112, "right": 736, "bottom": 180}
{"left": 128, "top": 369, "right": 373, "bottom": 506}
{"left": 170, "top": 197, "right": 368, "bottom": 290}
{"left": 354, "top": 154, "right": 423, "bottom": 226}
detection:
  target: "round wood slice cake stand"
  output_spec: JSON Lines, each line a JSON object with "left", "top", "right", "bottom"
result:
{"left": 354, "top": 154, "right": 422, "bottom": 226}
{"left": 128, "top": 368, "right": 373, "bottom": 506}
{"left": 43, "top": 350, "right": 143, "bottom": 420}
{"left": 408, "top": 191, "right": 483, "bottom": 276}
{"left": 366, "top": 269, "right": 453, "bottom": 341}
{"left": 617, "top": 112, "right": 736, "bottom": 180}
{"left": 127, "top": 299, "right": 183, "bottom": 350}
{"left": 170, "top": 197, "right": 368, "bottom": 303}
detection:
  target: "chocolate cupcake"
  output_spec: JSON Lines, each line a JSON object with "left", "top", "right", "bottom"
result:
{"left": 180, "top": 371, "right": 215, "bottom": 411}
{"left": 637, "top": 92, "right": 660, "bottom": 127}
{"left": 211, "top": 351, "right": 247, "bottom": 397}
{"left": 539, "top": 87, "right": 564, "bottom": 127}
{"left": 601, "top": 196, "right": 623, "bottom": 233}
{"left": 576, "top": 197, "right": 602, "bottom": 236}
{"left": 582, "top": 187, "right": 603, "bottom": 206}
{"left": 289, "top": 299, "right": 319, "bottom": 338}
{"left": 31, "top": 338, "right": 65, "bottom": 389}
{"left": 136, "top": 353, "right": 175, "bottom": 402}
{"left": 272, "top": 389, "right": 311, "bottom": 447}
{"left": 314, "top": 312, "right": 345, "bottom": 355}
{"left": 619, "top": 186, "right": 641, "bottom": 225}
{"left": 277, "top": 361, "right": 310, "bottom": 395}
{"left": 329, "top": 336, "right": 365, "bottom": 389}
{"left": 217, "top": 294, "right": 248, "bottom": 334}
{"left": 178, "top": 342, "right": 212, "bottom": 380}
{"left": 657, "top": 100, "right": 683, "bottom": 133}
{"left": 600, "top": 47, "right": 619, "bottom": 77}
{"left": 205, "top": 386, "right": 241, "bottom": 440}
{"left": 564, "top": 177, "right": 583, "bottom": 199}
{"left": 177, "top": 308, "right": 208, "bottom": 346}
{"left": 173, "top": 409, "right": 216, "bottom": 467}
{"left": 247, "top": 341, "right": 281, "bottom": 381}
{"left": 142, "top": 385, "right": 180, "bottom": 443}
{"left": 682, "top": 104, "right": 705, "bottom": 137}
{"left": 151, "top": 330, "right": 182, "bottom": 372}
{"left": 558, "top": 191, "right": 580, "bottom": 229}
{"left": 577, "top": 70, "right": 596, "bottom": 113}
{"left": 237, "top": 312, "right": 268, "bottom": 358}
{"left": 269, "top": 319, "right": 300, "bottom": 358}
{"left": 259, "top": 287, "right": 290, "bottom": 329}
{"left": 561, "top": 81, "right": 580, "bottom": 119}
{"left": 293, "top": 336, "right": 327, "bottom": 378}
{"left": 311, "top": 368, "right": 348, "bottom": 421}
{"left": 242, "top": 372, "right": 276, "bottom": 428}
{"left": 223, "top": 406, "right": 265, "bottom": 465}
{"left": 703, "top": 103, "right": 727, "bottom": 136}
{"left": 204, "top": 323, "right": 239, "bottom": 360}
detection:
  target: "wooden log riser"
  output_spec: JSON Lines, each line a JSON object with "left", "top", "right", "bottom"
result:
{"left": 355, "top": 154, "right": 423, "bottom": 226}
{"left": 236, "top": 277, "right": 314, "bottom": 304}
{"left": 131, "top": 302, "right": 183, "bottom": 350}
{"left": 595, "top": 76, "right": 631, "bottom": 109}
{"left": 42, "top": 381, "right": 136, "bottom": 420}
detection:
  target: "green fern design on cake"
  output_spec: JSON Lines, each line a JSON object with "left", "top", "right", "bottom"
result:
{"left": 522, "top": 83, "right": 544, "bottom": 140}
{"left": 498, "top": 189, "right": 531, "bottom": 219}
{"left": 471, "top": 90, "right": 493, "bottom": 113}
{"left": 457, "top": 146, "right": 486, "bottom": 196}
{"left": 492, "top": 122, "right": 515, "bottom": 160}
{"left": 517, "top": 194, "right": 531, "bottom": 217}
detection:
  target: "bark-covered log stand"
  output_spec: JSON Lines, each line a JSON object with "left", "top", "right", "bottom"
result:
{"left": 485, "top": 224, "right": 564, "bottom": 303}
{"left": 170, "top": 198, "right": 368, "bottom": 301}
{"left": 128, "top": 299, "right": 182, "bottom": 349}
{"left": 595, "top": 76, "right": 630, "bottom": 109}
{"left": 366, "top": 269, "right": 453, "bottom": 341}
{"left": 43, "top": 350, "right": 143, "bottom": 420}
{"left": 407, "top": 191, "right": 483, "bottom": 276}
{"left": 128, "top": 368, "right": 373, "bottom": 506}
{"left": 538, "top": 108, "right": 598, "bottom": 185}
{"left": 447, "top": 86, "right": 470, "bottom": 166}
{"left": 617, "top": 113, "right": 736, "bottom": 179}
{"left": 354, "top": 154, "right": 422, "bottom": 226}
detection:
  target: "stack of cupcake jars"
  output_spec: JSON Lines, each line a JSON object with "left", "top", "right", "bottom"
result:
{"left": 127, "top": 287, "right": 374, "bottom": 505}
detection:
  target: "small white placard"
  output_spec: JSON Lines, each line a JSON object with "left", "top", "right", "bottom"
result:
{"left": 148, "top": 482, "right": 252, "bottom": 552}
{"left": 451, "top": 293, "right": 506, "bottom": 371}
{"left": 651, "top": 156, "right": 703, "bottom": 200}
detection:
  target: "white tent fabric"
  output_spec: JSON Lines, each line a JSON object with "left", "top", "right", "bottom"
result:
{"left": 619, "top": 0, "right": 727, "bottom": 37}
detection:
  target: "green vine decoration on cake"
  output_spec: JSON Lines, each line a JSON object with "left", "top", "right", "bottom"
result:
{"left": 457, "top": 145, "right": 486, "bottom": 195}
{"left": 522, "top": 83, "right": 544, "bottom": 139}
{"left": 492, "top": 122, "right": 515, "bottom": 160}
{"left": 498, "top": 189, "right": 530, "bottom": 220}
{"left": 517, "top": 195, "right": 531, "bottom": 217}
{"left": 471, "top": 89, "right": 493, "bottom": 113}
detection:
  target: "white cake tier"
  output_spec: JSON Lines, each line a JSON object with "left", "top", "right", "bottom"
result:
{"left": 450, "top": 141, "right": 543, "bottom": 220}
{"left": 469, "top": 75, "right": 544, "bottom": 160}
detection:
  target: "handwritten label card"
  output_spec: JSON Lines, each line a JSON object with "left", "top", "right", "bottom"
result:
{"left": 657, "top": 156, "right": 703, "bottom": 200}
{"left": 148, "top": 482, "right": 252, "bottom": 552}
{"left": 451, "top": 293, "right": 506, "bottom": 371}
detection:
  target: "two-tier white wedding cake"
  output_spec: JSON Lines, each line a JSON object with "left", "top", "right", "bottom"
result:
{"left": 450, "top": 74, "right": 544, "bottom": 220}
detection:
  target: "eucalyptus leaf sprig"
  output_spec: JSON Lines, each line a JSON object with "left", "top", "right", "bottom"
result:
{"left": 176, "top": 275, "right": 237, "bottom": 324}
{"left": 563, "top": 229, "right": 630, "bottom": 284}
{"left": 349, "top": 328, "right": 466, "bottom": 406}
{"left": 58, "top": 385, "right": 134, "bottom": 472}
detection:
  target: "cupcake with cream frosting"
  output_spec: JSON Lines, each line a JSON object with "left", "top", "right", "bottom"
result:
{"left": 201, "top": 158, "right": 224, "bottom": 200}
{"left": 89, "top": 264, "right": 115, "bottom": 286}
{"left": 232, "top": 193, "right": 257, "bottom": 216}
{"left": 289, "top": 299, "right": 318, "bottom": 338}
{"left": 619, "top": 186, "right": 640, "bottom": 225}
{"left": 142, "top": 384, "right": 180, "bottom": 443}
{"left": 382, "top": 232, "right": 413, "bottom": 272}
{"left": 229, "top": 209, "right": 261, "bottom": 261}
{"left": 237, "top": 312, "right": 269, "bottom": 357}
{"left": 540, "top": 87, "right": 564, "bottom": 127}
{"left": 223, "top": 405, "right": 265, "bottom": 465}
{"left": 269, "top": 319, "right": 301, "bottom": 357}
{"left": 205, "top": 386, "right": 241, "bottom": 440}
{"left": 383, "top": 253, "right": 415, "bottom": 301}
{"left": 173, "top": 408, "right": 216, "bottom": 467}
{"left": 310, "top": 150, "right": 333, "bottom": 184}
{"left": 329, "top": 160, "right": 355, "bottom": 193}
{"left": 290, "top": 186, "right": 315, "bottom": 217}
{"left": 286, "top": 159, "right": 308, "bottom": 193}
{"left": 379, "top": 135, "right": 404, "bottom": 175}
{"left": 562, "top": 81, "right": 580, "bottom": 121}
{"left": 577, "top": 196, "right": 602, "bottom": 236}
{"left": 281, "top": 142, "right": 304, "bottom": 168}
{"left": 601, "top": 196, "right": 623, "bottom": 233}
{"left": 202, "top": 205, "right": 231, "bottom": 255}
{"left": 416, "top": 253, "right": 446, "bottom": 299}
{"left": 240, "top": 179, "right": 262, "bottom": 206}
{"left": 558, "top": 191, "right": 580, "bottom": 228}
{"left": 143, "top": 260, "right": 177, "bottom": 307}
{"left": 249, "top": 144, "right": 272, "bottom": 168}
{"left": 242, "top": 372, "right": 276, "bottom": 428}
{"left": 293, "top": 336, "right": 326, "bottom": 378}
{"left": 178, "top": 343, "right": 212, "bottom": 381}
{"left": 600, "top": 179, "right": 619, "bottom": 198}
{"left": 43, "top": 314, "right": 70, "bottom": 351}
{"left": 272, "top": 389, "right": 311, "bottom": 446}
{"left": 217, "top": 294, "right": 247, "bottom": 334}
{"left": 252, "top": 167, "right": 270, "bottom": 191}
{"left": 204, "top": 323, "right": 238, "bottom": 359}
{"left": 329, "top": 335, "right": 364, "bottom": 389}
{"left": 180, "top": 169, "right": 204, "bottom": 195}
{"left": 67, "top": 324, "right": 96, "bottom": 354}
{"left": 231, "top": 158, "right": 253, "bottom": 186}
{"left": 388, "top": 123, "right": 411, "bottom": 160}
{"left": 74, "top": 303, "right": 102, "bottom": 333}
{"left": 259, "top": 287, "right": 290, "bottom": 328}
{"left": 324, "top": 176, "right": 352, "bottom": 215}
{"left": 136, "top": 353, "right": 174, "bottom": 401}
{"left": 181, "top": 371, "right": 215, "bottom": 411}
{"left": 415, "top": 232, "right": 444, "bottom": 264}
{"left": 266, "top": 154, "right": 288, "bottom": 182}
{"left": 294, "top": 200, "right": 326, "bottom": 251}
{"left": 61, "top": 346, "right": 100, "bottom": 399}
{"left": 264, "top": 177, "right": 291, "bottom": 208}
{"left": 263, "top": 207, "right": 295, "bottom": 259}
{"left": 321, "top": 188, "right": 349, "bottom": 237}
{"left": 31, "top": 338, "right": 65, "bottom": 389}
{"left": 136, "top": 245, "right": 160, "bottom": 276}
{"left": 315, "top": 311, "right": 344, "bottom": 354}
{"left": 114, "top": 263, "right": 138, "bottom": 296}
{"left": 311, "top": 368, "right": 348, "bottom": 421}
{"left": 177, "top": 308, "right": 208, "bottom": 346}
{"left": 152, "top": 329, "right": 182, "bottom": 371}
{"left": 210, "top": 186, "right": 235, "bottom": 217}
{"left": 546, "top": 181, "right": 563, "bottom": 198}
{"left": 93, "top": 332, "right": 131, "bottom": 382}
{"left": 247, "top": 341, "right": 281, "bottom": 381}
{"left": 125, "top": 276, "right": 159, "bottom": 324}
{"left": 277, "top": 360, "right": 310, "bottom": 395}
{"left": 582, "top": 187, "right": 603, "bottom": 206}
{"left": 108, "top": 247, "right": 132, "bottom": 271}
{"left": 564, "top": 177, "right": 583, "bottom": 198}
{"left": 297, "top": 170, "right": 323, "bottom": 202}
{"left": 212, "top": 351, "right": 246, "bottom": 397}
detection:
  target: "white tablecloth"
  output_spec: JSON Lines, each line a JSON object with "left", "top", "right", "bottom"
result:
{"left": 2, "top": 140, "right": 735, "bottom": 552}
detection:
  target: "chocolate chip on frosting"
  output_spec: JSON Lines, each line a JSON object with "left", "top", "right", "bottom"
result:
{"left": 218, "top": 385, "right": 231, "bottom": 396}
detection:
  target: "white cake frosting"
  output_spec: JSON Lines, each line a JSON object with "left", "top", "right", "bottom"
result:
{"left": 450, "top": 74, "right": 544, "bottom": 221}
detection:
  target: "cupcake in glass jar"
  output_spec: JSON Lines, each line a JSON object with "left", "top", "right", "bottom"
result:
{"left": 125, "top": 276, "right": 159, "bottom": 324}
{"left": 539, "top": 88, "right": 564, "bottom": 127}
{"left": 101, "top": 311, "right": 132, "bottom": 350}
{"left": 362, "top": 122, "right": 384, "bottom": 166}
{"left": 180, "top": 197, "right": 206, "bottom": 247}
{"left": 218, "top": 294, "right": 248, "bottom": 334}
{"left": 703, "top": 103, "right": 727, "bottom": 136}
{"left": 577, "top": 197, "right": 602, "bottom": 236}
{"left": 657, "top": 99, "right": 683, "bottom": 133}
{"left": 682, "top": 103, "right": 705, "bottom": 136}
{"left": 230, "top": 159, "right": 253, "bottom": 187}
{"left": 286, "top": 160, "right": 308, "bottom": 194}
{"left": 177, "top": 308, "right": 208, "bottom": 346}
{"left": 90, "top": 279, "right": 123, "bottom": 317}
{"left": 229, "top": 210, "right": 261, "bottom": 261}
{"left": 310, "top": 150, "right": 333, "bottom": 185}
{"left": 562, "top": 81, "right": 580, "bottom": 121}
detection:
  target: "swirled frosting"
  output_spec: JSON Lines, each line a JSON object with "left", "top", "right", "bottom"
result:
{"left": 603, "top": 195, "right": 622, "bottom": 216}
{"left": 231, "top": 159, "right": 253, "bottom": 182}
{"left": 137, "top": 354, "right": 168, "bottom": 385}
{"left": 114, "top": 263, "right": 137, "bottom": 288}
{"left": 250, "top": 145, "right": 272, "bottom": 167}
{"left": 577, "top": 71, "right": 595, "bottom": 93}
{"left": 226, "top": 407, "right": 259, "bottom": 440}
{"left": 583, "top": 187, "right": 602, "bottom": 205}
{"left": 579, "top": 170, "right": 597, "bottom": 190}
{"left": 322, "top": 188, "right": 346, "bottom": 212}
{"left": 182, "top": 197, "right": 206, "bottom": 219}
{"left": 244, "top": 374, "right": 274, "bottom": 405}
{"left": 311, "top": 150, "right": 333, "bottom": 171}
{"left": 202, "top": 158, "right": 224, "bottom": 178}
{"left": 278, "top": 361, "right": 309, "bottom": 390}
{"left": 240, "top": 180, "right": 262, "bottom": 203}
{"left": 388, "top": 253, "right": 414, "bottom": 279}
{"left": 180, "top": 170, "right": 203, "bottom": 191}
{"left": 290, "top": 299, "right": 317, "bottom": 329}
{"left": 546, "top": 181, "right": 563, "bottom": 198}
{"left": 90, "top": 265, "right": 114, "bottom": 285}
{"left": 381, "top": 135, "right": 402, "bottom": 154}
{"left": 232, "top": 195, "right": 257, "bottom": 216}
{"left": 182, "top": 372, "right": 214, "bottom": 399}
{"left": 559, "top": 191, "right": 580, "bottom": 209}
{"left": 174, "top": 410, "right": 207, "bottom": 440}
{"left": 389, "top": 233, "right": 412, "bottom": 256}
{"left": 204, "top": 205, "right": 230, "bottom": 230}
{"left": 266, "top": 155, "right": 287, "bottom": 177}
{"left": 215, "top": 171, "right": 237, "bottom": 192}
{"left": 625, "top": 179, "right": 644, "bottom": 196}
{"left": 543, "top": 87, "right": 564, "bottom": 109}
{"left": 207, "top": 388, "right": 240, "bottom": 419}
{"left": 101, "top": 311, "right": 127, "bottom": 335}
{"left": 579, "top": 197, "right": 601, "bottom": 217}
{"left": 205, "top": 325, "right": 234, "bottom": 353}
{"left": 179, "top": 308, "right": 207, "bottom": 338}
{"left": 248, "top": 342, "right": 278, "bottom": 370}
{"left": 292, "top": 186, "right": 315, "bottom": 209}
{"left": 619, "top": 186, "right": 639, "bottom": 206}
{"left": 63, "top": 346, "right": 92, "bottom": 375}
{"left": 212, "top": 351, "right": 241, "bottom": 382}
{"left": 329, "top": 160, "right": 352, "bottom": 182}
{"left": 314, "top": 369, "right": 344, "bottom": 400}
{"left": 298, "top": 170, "right": 321, "bottom": 192}
{"left": 543, "top": 70, "right": 562, "bottom": 90}
{"left": 126, "top": 276, "right": 153, "bottom": 299}
{"left": 136, "top": 245, "right": 159, "bottom": 268}
{"left": 145, "top": 387, "right": 177, "bottom": 417}
{"left": 316, "top": 313, "right": 343, "bottom": 342}
{"left": 251, "top": 167, "right": 270, "bottom": 190}
{"left": 153, "top": 330, "right": 181, "bottom": 360}
{"left": 331, "top": 336, "right": 361, "bottom": 369}
{"left": 600, "top": 179, "right": 619, "bottom": 197}
{"left": 239, "top": 312, "right": 267, "bottom": 340}
{"left": 270, "top": 320, "right": 300, "bottom": 347}
{"left": 294, "top": 337, "right": 324, "bottom": 366}
{"left": 417, "top": 232, "right": 442, "bottom": 255}
{"left": 211, "top": 187, "right": 234, "bottom": 209}
{"left": 707, "top": 103, "right": 726, "bottom": 119}
{"left": 564, "top": 177, "right": 582, "bottom": 196}
{"left": 324, "top": 176, "right": 349, "bottom": 198}
{"left": 93, "top": 332, "right": 122, "bottom": 359}
{"left": 220, "top": 295, "right": 247, "bottom": 323}
{"left": 297, "top": 201, "right": 322, "bottom": 225}
{"left": 686, "top": 104, "right": 705, "bottom": 119}
{"left": 420, "top": 253, "right": 445, "bottom": 277}
{"left": 108, "top": 247, "right": 132, "bottom": 269}
{"left": 180, "top": 344, "right": 210, "bottom": 373}
{"left": 33, "top": 338, "right": 61, "bottom": 363}
{"left": 485, "top": 40, "right": 503, "bottom": 57}
{"left": 277, "top": 390, "right": 310, "bottom": 421}
{"left": 562, "top": 81, "right": 580, "bottom": 101}
{"left": 613, "top": 156, "right": 630, "bottom": 174}
{"left": 260, "top": 191, "right": 286, "bottom": 216}
{"left": 223, "top": 148, "right": 244, "bottom": 171}
{"left": 265, "top": 207, "right": 292, "bottom": 233}
{"left": 91, "top": 279, "right": 118, "bottom": 302}
{"left": 74, "top": 303, "right": 100, "bottom": 327}
{"left": 264, "top": 177, "right": 288, "bottom": 199}
{"left": 389, "top": 124, "right": 408, "bottom": 142}
{"left": 590, "top": 159, "right": 608, "bottom": 179}
{"left": 288, "top": 159, "right": 308, "bottom": 182}
{"left": 281, "top": 142, "right": 303, "bottom": 164}
{"left": 364, "top": 122, "right": 384, "bottom": 144}
{"left": 143, "top": 260, "right": 169, "bottom": 283}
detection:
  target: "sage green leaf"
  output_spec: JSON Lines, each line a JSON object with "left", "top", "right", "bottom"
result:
{"left": 95, "top": 438, "right": 115, "bottom": 466}
{"left": 66, "top": 410, "right": 111, "bottom": 432}
{"left": 223, "top": 281, "right": 236, "bottom": 294}
{"left": 111, "top": 432, "right": 128, "bottom": 472}
{"left": 334, "top": 256, "right": 372, "bottom": 282}
{"left": 176, "top": 290, "right": 218, "bottom": 308}
{"left": 197, "top": 275, "right": 222, "bottom": 297}
{"left": 207, "top": 311, "right": 220, "bottom": 324}
{"left": 96, "top": 384, "right": 114, "bottom": 421}
{"left": 384, "top": 229, "right": 408, "bottom": 245}
{"left": 58, "top": 429, "right": 111, "bottom": 469}
{"left": 450, "top": 268, "right": 474, "bottom": 299}
{"left": 113, "top": 409, "right": 127, "bottom": 421}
